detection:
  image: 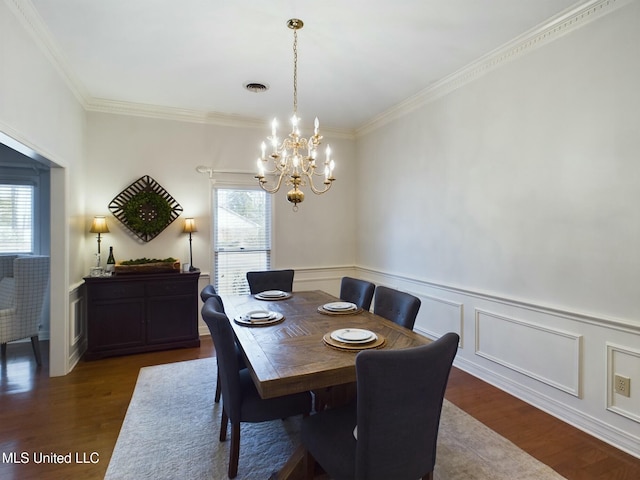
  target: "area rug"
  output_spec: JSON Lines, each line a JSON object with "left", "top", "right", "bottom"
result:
{"left": 105, "top": 358, "right": 566, "bottom": 480}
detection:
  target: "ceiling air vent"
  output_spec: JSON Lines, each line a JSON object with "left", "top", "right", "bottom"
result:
{"left": 244, "top": 82, "right": 269, "bottom": 93}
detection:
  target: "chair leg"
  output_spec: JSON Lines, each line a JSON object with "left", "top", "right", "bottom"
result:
{"left": 31, "top": 336, "right": 42, "bottom": 366}
{"left": 422, "top": 471, "right": 434, "bottom": 480}
{"left": 220, "top": 410, "right": 229, "bottom": 442}
{"left": 215, "top": 370, "right": 222, "bottom": 403}
{"left": 229, "top": 422, "right": 240, "bottom": 478}
{"left": 1, "top": 343, "right": 6, "bottom": 358}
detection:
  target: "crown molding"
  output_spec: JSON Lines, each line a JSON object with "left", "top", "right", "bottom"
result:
{"left": 356, "top": 0, "right": 634, "bottom": 137}
{"left": 5, "top": 0, "right": 90, "bottom": 107}
{"left": 84, "top": 98, "right": 356, "bottom": 139}
{"left": 8, "top": 0, "right": 354, "bottom": 138}
{"left": 9, "top": 0, "right": 626, "bottom": 141}
{"left": 84, "top": 97, "right": 264, "bottom": 127}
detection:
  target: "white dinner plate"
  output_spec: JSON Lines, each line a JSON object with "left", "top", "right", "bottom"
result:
{"left": 330, "top": 328, "right": 376, "bottom": 344}
{"left": 239, "top": 311, "right": 283, "bottom": 323}
{"left": 258, "top": 290, "right": 287, "bottom": 298}
{"left": 324, "top": 302, "right": 357, "bottom": 312}
{"left": 247, "top": 310, "right": 274, "bottom": 320}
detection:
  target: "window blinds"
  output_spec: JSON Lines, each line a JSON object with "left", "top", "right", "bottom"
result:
{"left": 0, "top": 184, "right": 34, "bottom": 253}
{"left": 213, "top": 188, "right": 271, "bottom": 295}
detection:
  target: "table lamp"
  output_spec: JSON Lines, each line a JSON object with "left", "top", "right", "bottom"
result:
{"left": 183, "top": 218, "right": 197, "bottom": 272}
{"left": 90, "top": 216, "right": 109, "bottom": 266}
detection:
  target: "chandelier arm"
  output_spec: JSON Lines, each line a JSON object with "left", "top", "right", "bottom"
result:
{"left": 258, "top": 170, "right": 286, "bottom": 194}
{"left": 260, "top": 156, "right": 285, "bottom": 175}
{"left": 306, "top": 173, "right": 334, "bottom": 195}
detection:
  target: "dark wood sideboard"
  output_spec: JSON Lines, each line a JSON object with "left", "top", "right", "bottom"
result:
{"left": 83, "top": 270, "right": 200, "bottom": 360}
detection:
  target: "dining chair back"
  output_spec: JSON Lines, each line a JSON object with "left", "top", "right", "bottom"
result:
{"left": 205, "top": 294, "right": 235, "bottom": 403}
{"left": 301, "top": 332, "right": 460, "bottom": 480}
{"left": 199, "top": 284, "right": 217, "bottom": 302}
{"left": 373, "top": 285, "right": 421, "bottom": 330}
{"left": 246, "top": 269, "right": 294, "bottom": 294}
{"left": 200, "top": 284, "right": 225, "bottom": 313}
{"left": 201, "top": 298, "right": 311, "bottom": 478}
{"left": 340, "top": 277, "right": 375, "bottom": 311}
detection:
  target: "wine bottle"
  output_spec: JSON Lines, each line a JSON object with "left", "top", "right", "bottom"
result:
{"left": 106, "top": 246, "right": 116, "bottom": 273}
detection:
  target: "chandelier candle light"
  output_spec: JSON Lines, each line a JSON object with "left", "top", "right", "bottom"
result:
{"left": 255, "top": 18, "right": 335, "bottom": 211}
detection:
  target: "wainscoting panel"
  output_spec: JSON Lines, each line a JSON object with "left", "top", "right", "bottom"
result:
{"left": 415, "top": 294, "right": 464, "bottom": 347}
{"left": 475, "top": 309, "right": 582, "bottom": 397}
{"left": 354, "top": 266, "right": 640, "bottom": 457}
{"left": 67, "top": 282, "right": 86, "bottom": 370}
{"left": 607, "top": 343, "right": 640, "bottom": 423}
{"left": 70, "top": 296, "right": 84, "bottom": 348}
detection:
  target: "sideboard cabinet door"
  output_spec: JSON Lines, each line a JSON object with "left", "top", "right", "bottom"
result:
{"left": 146, "top": 279, "right": 198, "bottom": 344}
{"left": 84, "top": 271, "right": 200, "bottom": 360}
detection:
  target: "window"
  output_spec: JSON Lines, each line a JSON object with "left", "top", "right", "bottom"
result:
{"left": 0, "top": 183, "right": 34, "bottom": 254}
{"left": 213, "top": 187, "right": 271, "bottom": 295}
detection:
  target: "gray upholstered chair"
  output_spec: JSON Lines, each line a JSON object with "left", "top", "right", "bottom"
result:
{"left": 202, "top": 297, "right": 311, "bottom": 478}
{"left": 246, "top": 269, "right": 294, "bottom": 294}
{"left": 0, "top": 255, "right": 18, "bottom": 279}
{"left": 301, "top": 332, "right": 459, "bottom": 480}
{"left": 373, "top": 285, "right": 421, "bottom": 330}
{"left": 0, "top": 255, "right": 50, "bottom": 365}
{"left": 199, "top": 284, "right": 218, "bottom": 303}
{"left": 202, "top": 293, "right": 232, "bottom": 403}
{"left": 340, "top": 277, "right": 375, "bottom": 311}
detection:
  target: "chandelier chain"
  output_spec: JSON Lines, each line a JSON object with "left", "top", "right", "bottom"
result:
{"left": 293, "top": 28, "right": 298, "bottom": 116}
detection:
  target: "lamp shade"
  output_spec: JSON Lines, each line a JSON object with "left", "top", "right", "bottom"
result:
{"left": 90, "top": 216, "right": 109, "bottom": 233}
{"left": 183, "top": 218, "right": 197, "bottom": 233}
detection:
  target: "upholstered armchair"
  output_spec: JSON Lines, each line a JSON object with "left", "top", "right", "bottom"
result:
{"left": 0, "top": 255, "right": 50, "bottom": 365}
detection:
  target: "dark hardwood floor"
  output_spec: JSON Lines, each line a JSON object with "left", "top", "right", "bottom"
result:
{"left": 1, "top": 339, "right": 639, "bottom": 479}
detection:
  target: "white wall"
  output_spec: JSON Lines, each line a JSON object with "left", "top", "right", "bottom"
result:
{"left": 0, "top": 0, "right": 87, "bottom": 375}
{"left": 3, "top": 0, "right": 638, "bottom": 457}
{"left": 85, "top": 113, "right": 356, "bottom": 273}
{"left": 356, "top": 0, "right": 640, "bottom": 457}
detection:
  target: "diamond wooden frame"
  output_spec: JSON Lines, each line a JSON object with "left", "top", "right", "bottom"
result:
{"left": 109, "top": 175, "right": 183, "bottom": 242}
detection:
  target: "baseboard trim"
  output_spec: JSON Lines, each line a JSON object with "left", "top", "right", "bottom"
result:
{"left": 455, "top": 356, "right": 640, "bottom": 459}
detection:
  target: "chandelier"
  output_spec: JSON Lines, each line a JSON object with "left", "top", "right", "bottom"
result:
{"left": 255, "top": 18, "right": 335, "bottom": 211}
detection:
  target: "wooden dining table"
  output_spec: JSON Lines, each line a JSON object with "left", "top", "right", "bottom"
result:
{"left": 223, "top": 290, "right": 432, "bottom": 479}
{"left": 224, "top": 290, "right": 432, "bottom": 400}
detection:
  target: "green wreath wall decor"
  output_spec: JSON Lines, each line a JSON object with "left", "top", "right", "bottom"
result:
{"left": 122, "top": 191, "right": 172, "bottom": 236}
{"left": 109, "top": 175, "right": 183, "bottom": 242}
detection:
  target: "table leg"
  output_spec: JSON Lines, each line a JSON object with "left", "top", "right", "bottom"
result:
{"left": 270, "top": 383, "right": 357, "bottom": 479}
{"left": 269, "top": 444, "right": 307, "bottom": 480}
{"left": 313, "top": 382, "right": 357, "bottom": 411}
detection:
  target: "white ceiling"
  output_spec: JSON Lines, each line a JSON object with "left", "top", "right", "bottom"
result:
{"left": 29, "top": 0, "right": 586, "bottom": 131}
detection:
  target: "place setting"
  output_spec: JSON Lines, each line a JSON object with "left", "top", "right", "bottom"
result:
{"left": 322, "top": 327, "right": 385, "bottom": 351}
{"left": 254, "top": 290, "right": 292, "bottom": 301}
{"left": 317, "top": 301, "right": 363, "bottom": 315}
{"left": 234, "top": 309, "right": 284, "bottom": 327}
